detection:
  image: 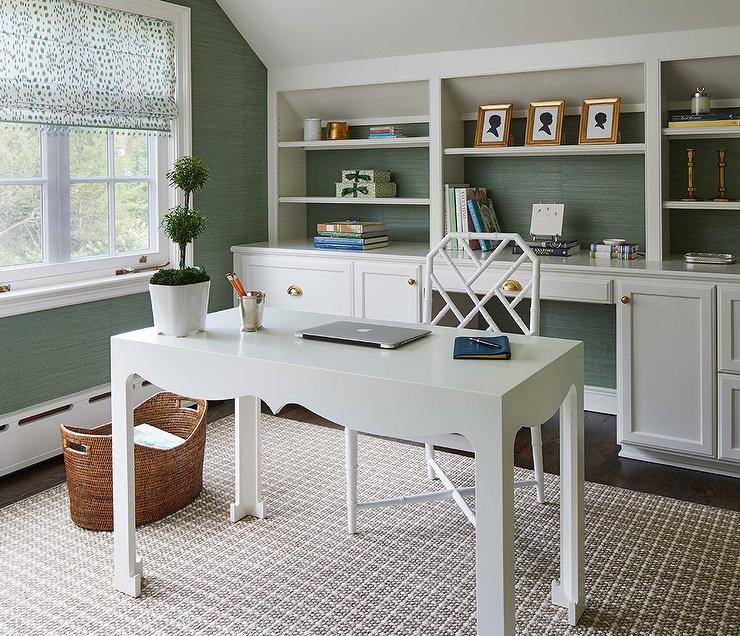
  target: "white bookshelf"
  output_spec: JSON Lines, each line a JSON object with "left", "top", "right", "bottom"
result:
{"left": 443, "top": 143, "right": 645, "bottom": 158}
{"left": 265, "top": 44, "right": 740, "bottom": 263}
{"left": 662, "top": 126, "right": 740, "bottom": 139}
{"left": 279, "top": 196, "right": 431, "bottom": 206}
{"left": 279, "top": 137, "right": 430, "bottom": 150}
{"left": 663, "top": 200, "right": 740, "bottom": 210}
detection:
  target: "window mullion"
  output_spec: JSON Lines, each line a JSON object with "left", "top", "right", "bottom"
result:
{"left": 44, "top": 131, "right": 71, "bottom": 264}
{"left": 108, "top": 131, "right": 116, "bottom": 255}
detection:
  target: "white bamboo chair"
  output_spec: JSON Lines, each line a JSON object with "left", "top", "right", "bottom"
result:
{"left": 345, "top": 232, "right": 546, "bottom": 533}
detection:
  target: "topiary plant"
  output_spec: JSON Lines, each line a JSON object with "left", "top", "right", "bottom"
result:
{"left": 153, "top": 155, "right": 210, "bottom": 282}
{"left": 150, "top": 266, "right": 209, "bottom": 286}
{"left": 162, "top": 204, "right": 208, "bottom": 270}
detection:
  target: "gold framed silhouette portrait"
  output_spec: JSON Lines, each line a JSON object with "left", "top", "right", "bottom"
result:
{"left": 579, "top": 97, "right": 621, "bottom": 144}
{"left": 525, "top": 100, "right": 565, "bottom": 146}
{"left": 474, "top": 104, "right": 513, "bottom": 147}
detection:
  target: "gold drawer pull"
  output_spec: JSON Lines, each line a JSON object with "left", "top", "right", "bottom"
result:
{"left": 620, "top": 295, "right": 630, "bottom": 304}
{"left": 287, "top": 284, "right": 303, "bottom": 297}
{"left": 501, "top": 279, "right": 522, "bottom": 293}
{"left": 407, "top": 279, "right": 416, "bottom": 286}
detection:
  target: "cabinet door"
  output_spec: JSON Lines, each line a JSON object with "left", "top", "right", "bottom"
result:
{"left": 718, "top": 285, "right": 740, "bottom": 374}
{"left": 617, "top": 281, "right": 715, "bottom": 457}
{"left": 354, "top": 262, "right": 422, "bottom": 323}
{"left": 718, "top": 373, "right": 740, "bottom": 463}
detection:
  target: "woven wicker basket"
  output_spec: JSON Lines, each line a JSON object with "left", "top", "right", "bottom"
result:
{"left": 60, "top": 392, "right": 207, "bottom": 531}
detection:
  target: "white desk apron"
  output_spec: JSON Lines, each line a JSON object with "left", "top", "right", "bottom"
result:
{"left": 111, "top": 307, "right": 585, "bottom": 635}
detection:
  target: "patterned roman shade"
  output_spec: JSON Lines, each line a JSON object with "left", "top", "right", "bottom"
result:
{"left": 0, "top": 0, "right": 178, "bottom": 132}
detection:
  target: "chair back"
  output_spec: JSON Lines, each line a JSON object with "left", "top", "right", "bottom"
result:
{"left": 422, "top": 232, "right": 540, "bottom": 336}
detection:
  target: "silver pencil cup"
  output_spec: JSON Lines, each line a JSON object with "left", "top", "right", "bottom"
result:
{"left": 239, "top": 291, "right": 266, "bottom": 332}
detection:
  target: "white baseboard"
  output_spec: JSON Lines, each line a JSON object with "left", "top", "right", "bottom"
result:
{"left": 619, "top": 443, "right": 740, "bottom": 478}
{"left": 0, "top": 379, "right": 159, "bottom": 477}
{"left": 584, "top": 386, "right": 617, "bottom": 415}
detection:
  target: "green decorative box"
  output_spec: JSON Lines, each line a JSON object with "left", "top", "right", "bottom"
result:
{"left": 335, "top": 181, "right": 397, "bottom": 198}
{"left": 341, "top": 169, "right": 391, "bottom": 184}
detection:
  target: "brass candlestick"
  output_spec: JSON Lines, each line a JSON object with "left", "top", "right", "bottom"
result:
{"left": 682, "top": 147, "right": 698, "bottom": 201}
{"left": 714, "top": 148, "right": 729, "bottom": 202}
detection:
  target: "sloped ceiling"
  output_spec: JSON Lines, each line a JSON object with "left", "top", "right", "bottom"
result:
{"left": 216, "top": 0, "right": 740, "bottom": 69}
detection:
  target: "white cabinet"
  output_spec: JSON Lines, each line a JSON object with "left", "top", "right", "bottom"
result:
{"left": 718, "top": 373, "right": 740, "bottom": 463}
{"left": 354, "top": 261, "right": 422, "bottom": 323}
{"left": 718, "top": 285, "right": 740, "bottom": 374}
{"left": 236, "top": 254, "right": 353, "bottom": 316}
{"left": 617, "top": 281, "right": 715, "bottom": 457}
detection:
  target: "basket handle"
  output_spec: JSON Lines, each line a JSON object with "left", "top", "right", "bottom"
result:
{"left": 63, "top": 439, "right": 88, "bottom": 455}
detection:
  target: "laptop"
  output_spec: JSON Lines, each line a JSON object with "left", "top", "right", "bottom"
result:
{"left": 295, "top": 321, "right": 431, "bottom": 349}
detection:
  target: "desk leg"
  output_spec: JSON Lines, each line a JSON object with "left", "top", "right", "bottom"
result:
{"left": 230, "top": 395, "right": 265, "bottom": 522}
{"left": 474, "top": 425, "right": 516, "bottom": 636}
{"left": 112, "top": 370, "right": 142, "bottom": 597}
{"left": 551, "top": 383, "right": 585, "bottom": 624}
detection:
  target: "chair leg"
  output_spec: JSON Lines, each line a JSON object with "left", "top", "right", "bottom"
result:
{"left": 424, "top": 443, "right": 436, "bottom": 480}
{"left": 531, "top": 425, "right": 546, "bottom": 504}
{"left": 345, "top": 428, "right": 358, "bottom": 534}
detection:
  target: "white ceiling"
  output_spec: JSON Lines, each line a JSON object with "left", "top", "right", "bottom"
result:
{"left": 216, "top": 0, "right": 740, "bottom": 69}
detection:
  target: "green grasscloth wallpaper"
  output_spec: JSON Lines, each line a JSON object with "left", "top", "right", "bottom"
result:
{"left": 0, "top": 0, "right": 267, "bottom": 415}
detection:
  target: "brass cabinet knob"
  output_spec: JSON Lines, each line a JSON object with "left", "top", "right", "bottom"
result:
{"left": 287, "top": 284, "right": 303, "bottom": 297}
{"left": 407, "top": 279, "right": 416, "bottom": 286}
{"left": 501, "top": 279, "right": 523, "bottom": 293}
{"left": 620, "top": 295, "right": 630, "bottom": 304}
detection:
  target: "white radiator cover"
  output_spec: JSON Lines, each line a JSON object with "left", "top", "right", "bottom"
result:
{"left": 0, "top": 378, "right": 160, "bottom": 477}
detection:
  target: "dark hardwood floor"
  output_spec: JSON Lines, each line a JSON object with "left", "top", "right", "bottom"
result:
{"left": 1, "top": 401, "right": 738, "bottom": 512}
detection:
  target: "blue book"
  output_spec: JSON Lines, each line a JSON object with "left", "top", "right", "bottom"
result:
{"left": 453, "top": 335, "right": 511, "bottom": 360}
{"left": 313, "top": 241, "right": 389, "bottom": 251}
{"left": 466, "top": 199, "right": 489, "bottom": 250}
{"left": 313, "top": 236, "right": 387, "bottom": 246}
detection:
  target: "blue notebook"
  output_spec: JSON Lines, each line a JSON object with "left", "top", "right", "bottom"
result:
{"left": 453, "top": 335, "right": 511, "bottom": 360}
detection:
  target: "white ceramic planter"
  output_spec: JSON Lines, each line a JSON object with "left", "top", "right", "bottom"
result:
{"left": 149, "top": 280, "right": 210, "bottom": 337}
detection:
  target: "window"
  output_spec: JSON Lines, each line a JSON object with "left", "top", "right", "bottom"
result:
{"left": 0, "top": 0, "right": 191, "bottom": 309}
{"left": 0, "top": 124, "right": 167, "bottom": 274}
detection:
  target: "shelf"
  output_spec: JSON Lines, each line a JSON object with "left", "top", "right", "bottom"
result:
{"left": 231, "top": 240, "right": 740, "bottom": 280}
{"left": 662, "top": 127, "right": 740, "bottom": 139}
{"left": 663, "top": 201, "right": 740, "bottom": 210}
{"left": 279, "top": 137, "right": 430, "bottom": 150}
{"left": 279, "top": 196, "right": 430, "bottom": 206}
{"left": 443, "top": 143, "right": 645, "bottom": 158}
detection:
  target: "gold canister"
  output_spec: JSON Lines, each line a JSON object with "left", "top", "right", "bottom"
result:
{"left": 326, "top": 121, "right": 349, "bottom": 140}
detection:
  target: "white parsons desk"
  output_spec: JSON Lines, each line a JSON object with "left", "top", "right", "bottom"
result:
{"left": 110, "top": 307, "right": 585, "bottom": 635}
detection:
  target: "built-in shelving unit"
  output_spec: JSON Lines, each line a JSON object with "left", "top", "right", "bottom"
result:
{"left": 264, "top": 44, "right": 740, "bottom": 263}
{"left": 662, "top": 126, "right": 740, "bottom": 139}
{"left": 443, "top": 143, "right": 645, "bottom": 157}
{"left": 279, "top": 137, "right": 430, "bottom": 150}
{"left": 663, "top": 201, "right": 740, "bottom": 210}
{"left": 279, "top": 196, "right": 431, "bottom": 206}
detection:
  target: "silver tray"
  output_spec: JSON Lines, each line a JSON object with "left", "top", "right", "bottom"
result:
{"left": 684, "top": 252, "right": 736, "bottom": 264}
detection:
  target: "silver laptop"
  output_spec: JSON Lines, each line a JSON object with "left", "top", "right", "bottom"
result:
{"left": 295, "top": 321, "right": 431, "bottom": 349}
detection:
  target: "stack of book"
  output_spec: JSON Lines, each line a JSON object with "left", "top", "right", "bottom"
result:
{"left": 369, "top": 126, "right": 404, "bottom": 139}
{"left": 668, "top": 112, "right": 740, "bottom": 128}
{"left": 313, "top": 221, "right": 389, "bottom": 251}
{"left": 589, "top": 242, "right": 639, "bottom": 260}
{"left": 444, "top": 185, "right": 502, "bottom": 251}
{"left": 512, "top": 239, "right": 580, "bottom": 257}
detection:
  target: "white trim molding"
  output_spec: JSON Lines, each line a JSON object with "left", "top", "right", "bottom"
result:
{"left": 584, "top": 386, "right": 617, "bottom": 415}
{"left": 0, "top": 378, "right": 159, "bottom": 477}
{"left": 0, "top": 271, "right": 153, "bottom": 318}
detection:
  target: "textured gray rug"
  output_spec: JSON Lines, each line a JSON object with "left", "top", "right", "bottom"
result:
{"left": 0, "top": 414, "right": 738, "bottom": 635}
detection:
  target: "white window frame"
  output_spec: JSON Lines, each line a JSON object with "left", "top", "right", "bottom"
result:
{"left": 0, "top": 0, "right": 191, "bottom": 317}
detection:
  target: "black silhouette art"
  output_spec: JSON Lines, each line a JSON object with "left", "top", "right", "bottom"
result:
{"left": 594, "top": 111, "right": 607, "bottom": 129}
{"left": 538, "top": 111, "right": 554, "bottom": 135}
{"left": 487, "top": 113, "right": 502, "bottom": 137}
